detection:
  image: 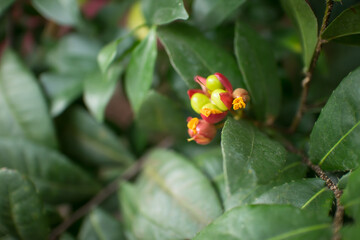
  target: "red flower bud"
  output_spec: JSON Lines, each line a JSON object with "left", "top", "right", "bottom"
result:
{"left": 187, "top": 117, "right": 217, "bottom": 145}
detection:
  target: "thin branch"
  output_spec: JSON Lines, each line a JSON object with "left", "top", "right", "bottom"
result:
{"left": 289, "top": 0, "right": 334, "bottom": 133}
{"left": 49, "top": 138, "right": 174, "bottom": 240}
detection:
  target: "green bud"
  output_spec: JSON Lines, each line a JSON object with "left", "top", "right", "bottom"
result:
{"left": 190, "top": 93, "right": 210, "bottom": 113}
{"left": 211, "top": 89, "right": 228, "bottom": 111}
{"left": 206, "top": 75, "right": 224, "bottom": 91}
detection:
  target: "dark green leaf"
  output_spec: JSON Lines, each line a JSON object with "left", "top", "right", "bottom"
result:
{"left": 234, "top": 21, "right": 282, "bottom": 120}
{"left": 78, "top": 208, "right": 125, "bottom": 240}
{"left": 84, "top": 65, "right": 122, "bottom": 122}
{"left": 40, "top": 73, "right": 83, "bottom": 117}
{"left": 253, "top": 178, "right": 333, "bottom": 216}
{"left": 0, "top": 138, "right": 100, "bottom": 204}
{"left": 120, "top": 149, "right": 223, "bottom": 240}
{"left": 158, "top": 22, "right": 243, "bottom": 88}
{"left": 192, "top": 0, "right": 246, "bottom": 29}
{"left": 342, "top": 167, "right": 360, "bottom": 221}
{"left": 0, "top": 49, "right": 57, "bottom": 149}
{"left": 222, "top": 119, "right": 286, "bottom": 194}
{"left": 322, "top": 4, "right": 360, "bottom": 44}
{"left": 0, "top": 0, "right": 14, "bottom": 15}
{"left": 0, "top": 169, "right": 49, "bottom": 239}
{"left": 142, "top": 0, "right": 188, "bottom": 25}
{"left": 274, "top": 153, "right": 307, "bottom": 183}
{"left": 194, "top": 205, "right": 332, "bottom": 240}
{"left": 125, "top": 27, "right": 157, "bottom": 114}
{"left": 58, "top": 107, "right": 134, "bottom": 167}
{"left": 32, "top": 0, "right": 80, "bottom": 26}
{"left": 310, "top": 66, "right": 360, "bottom": 170}
{"left": 137, "top": 91, "right": 186, "bottom": 139}
{"left": 281, "top": 0, "right": 318, "bottom": 70}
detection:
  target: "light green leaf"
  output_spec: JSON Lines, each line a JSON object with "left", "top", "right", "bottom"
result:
{"left": 125, "top": 27, "right": 157, "bottom": 114}
{"left": 342, "top": 168, "right": 360, "bottom": 221}
{"left": 222, "top": 119, "right": 286, "bottom": 194}
{"left": 84, "top": 65, "right": 122, "bottom": 122}
{"left": 32, "top": 0, "right": 80, "bottom": 26}
{"left": 0, "top": 169, "right": 49, "bottom": 240}
{"left": 142, "top": 0, "right": 188, "bottom": 25}
{"left": 0, "top": 138, "right": 100, "bottom": 204}
{"left": 0, "top": 0, "right": 14, "bottom": 15}
{"left": 310, "top": 66, "right": 360, "bottom": 170}
{"left": 194, "top": 205, "right": 332, "bottom": 240}
{"left": 0, "top": 49, "right": 57, "bottom": 149}
{"left": 192, "top": 0, "right": 246, "bottom": 29}
{"left": 98, "top": 41, "right": 118, "bottom": 74}
{"left": 234, "top": 21, "right": 282, "bottom": 120}
{"left": 40, "top": 73, "right": 83, "bottom": 117}
{"left": 58, "top": 107, "right": 134, "bottom": 167}
{"left": 158, "top": 22, "right": 243, "bottom": 88}
{"left": 120, "top": 149, "right": 223, "bottom": 240}
{"left": 322, "top": 4, "right": 360, "bottom": 45}
{"left": 119, "top": 183, "right": 138, "bottom": 240}
{"left": 281, "top": 0, "right": 318, "bottom": 70}
{"left": 78, "top": 208, "right": 125, "bottom": 240}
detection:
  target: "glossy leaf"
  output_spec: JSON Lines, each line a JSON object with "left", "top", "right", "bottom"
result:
{"left": 40, "top": 73, "right": 83, "bottom": 117}
{"left": 0, "top": 0, "right": 14, "bottom": 15}
{"left": 137, "top": 91, "right": 186, "bottom": 139}
{"left": 0, "top": 169, "right": 49, "bottom": 239}
{"left": 125, "top": 27, "right": 157, "bottom": 114}
{"left": 120, "top": 149, "right": 223, "bottom": 240}
{"left": 234, "top": 21, "right": 282, "bottom": 120}
{"left": 78, "top": 208, "right": 125, "bottom": 240}
{"left": 222, "top": 118, "right": 286, "bottom": 194}
{"left": 281, "top": 0, "right": 318, "bottom": 70}
{"left": 0, "top": 138, "right": 100, "bottom": 204}
{"left": 158, "top": 23, "right": 243, "bottom": 88}
{"left": 194, "top": 205, "right": 332, "bottom": 240}
{"left": 192, "top": 0, "right": 246, "bottom": 29}
{"left": 84, "top": 65, "right": 122, "bottom": 122}
{"left": 0, "top": 49, "right": 57, "bottom": 149}
{"left": 322, "top": 4, "right": 360, "bottom": 44}
{"left": 32, "top": 0, "right": 80, "bottom": 26}
{"left": 142, "top": 0, "right": 188, "bottom": 25}
{"left": 342, "top": 167, "right": 360, "bottom": 221}
{"left": 310, "top": 66, "right": 360, "bottom": 170}
{"left": 57, "top": 107, "right": 134, "bottom": 167}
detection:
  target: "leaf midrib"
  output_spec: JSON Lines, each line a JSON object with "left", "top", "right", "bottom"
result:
{"left": 266, "top": 223, "right": 330, "bottom": 240}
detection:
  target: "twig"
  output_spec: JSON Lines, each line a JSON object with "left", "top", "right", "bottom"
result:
{"left": 49, "top": 138, "right": 174, "bottom": 240}
{"left": 289, "top": 0, "right": 334, "bottom": 133}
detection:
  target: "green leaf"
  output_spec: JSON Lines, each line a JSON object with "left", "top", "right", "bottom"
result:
{"left": 281, "top": 0, "right": 318, "bottom": 70}
{"left": 78, "top": 208, "right": 125, "bottom": 240}
{"left": 142, "top": 0, "right": 188, "bottom": 25}
{"left": 97, "top": 41, "right": 118, "bottom": 74}
{"left": 341, "top": 224, "right": 360, "bottom": 240}
{"left": 84, "top": 65, "right": 122, "bottom": 122}
{"left": 0, "top": 0, "right": 14, "bottom": 15}
{"left": 253, "top": 178, "right": 333, "bottom": 216}
{"left": 120, "top": 149, "right": 223, "bottom": 240}
{"left": 0, "top": 169, "right": 49, "bottom": 240}
{"left": 32, "top": 0, "right": 80, "bottom": 26}
{"left": 194, "top": 205, "right": 332, "bottom": 240}
{"left": 125, "top": 27, "right": 157, "bottom": 114}
{"left": 342, "top": 167, "right": 360, "bottom": 221}
{"left": 57, "top": 107, "right": 134, "bottom": 167}
{"left": 40, "top": 73, "right": 83, "bottom": 117}
{"left": 222, "top": 119, "right": 286, "bottom": 194}
{"left": 119, "top": 183, "right": 138, "bottom": 240}
{"left": 274, "top": 153, "right": 307, "bottom": 183}
{"left": 310, "top": 66, "right": 360, "bottom": 170}
{"left": 192, "top": 0, "right": 246, "bottom": 29}
{"left": 234, "top": 22, "right": 282, "bottom": 120}
{"left": 0, "top": 138, "right": 100, "bottom": 204}
{"left": 158, "top": 22, "right": 243, "bottom": 88}
{"left": 137, "top": 91, "right": 186, "bottom": 139}
{"left": 0, "top": 49, "right": 57, "bottom": 149}
{"left": 322, "top": 4, "right": 360, "bottom": 44}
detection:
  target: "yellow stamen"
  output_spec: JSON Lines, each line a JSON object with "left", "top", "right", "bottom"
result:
{"left": 187, "top": 117, "right": 199, "bottom": 134}
{"left": 200, "top": 108, "right": 222, "bottom": 117}
{"left": 187, "top": 137, "right": 195, "bottom": 142}
{"left": 232, "top": 97, "right": 246, "bottom": 110}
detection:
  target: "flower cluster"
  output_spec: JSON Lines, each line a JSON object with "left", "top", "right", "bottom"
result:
{"left": 187, "top": 73, "right": 250, "bottom": 145}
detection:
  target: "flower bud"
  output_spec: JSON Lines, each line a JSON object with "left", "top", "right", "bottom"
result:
{"left": 206, "top": 75, "right": 224, "bottom": 91}
{"left": 190, "top": 93, "right": 210, "bottom": 114}
{"left": 232, "top": 88, "right": 250, "bottom": 110}
{"left": 211, "top": 89, "right": 233, "bottom": 111}
{"left": 187, "top": 117, "right": 217, "bottom": 145}
{"left": 200, "top": 103, "right": 227, "bottom": 124}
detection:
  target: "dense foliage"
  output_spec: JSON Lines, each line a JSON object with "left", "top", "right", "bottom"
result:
{"left": 0, "top": 0, "right": 360, "bottom": 239}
